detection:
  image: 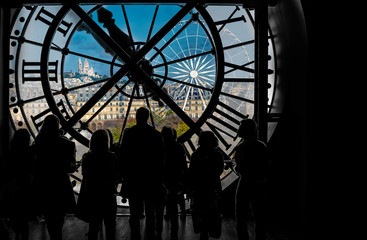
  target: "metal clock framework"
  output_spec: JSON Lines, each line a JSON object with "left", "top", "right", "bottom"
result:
{"left": 8, "top": 1, "right": 279, "bottom": 196}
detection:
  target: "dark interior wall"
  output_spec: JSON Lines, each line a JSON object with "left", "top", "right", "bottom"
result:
{"left": 220, "top": 2, "right": 310, "bottom": 240}
{"left": 0, "top": 8, "right": 10, "bottom": 168}
{"left": 265, "top": 0, "right": 310, "bottom": 239}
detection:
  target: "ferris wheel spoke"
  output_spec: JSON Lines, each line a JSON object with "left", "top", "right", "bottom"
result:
{"left": 175, "top": 31, "right": 189, "bottom": 59}
{"left": 196, "top": 82, "right": 213, "bottom": 93}
{"left": 153, "top": 50, "right": 213, "bottom": 69}
{"left": 194, "top": 22, "right": 199, "bottom": 56}
{"left": 196, "top": 54, "right": 209, "bottom": 68}
{"left": 195, "top": 86, "right": 207, "bottom": 108}
{"left": 181, "top": 61, "right": 191, "bottom": 71}
{"left": 198, "top": 81, "right": 214, "bottom": 90}
{"left": 172, "top": 74, "right": 189, "bottom": 79}
{"left": 149, "top": 19, "right": 193, "bottom": 61}
{"left": 153, "top": 73, "right": 213, "bottom": 92}
{"left": 160, "top": 51, "right": 175, "bottom": 62}
{"left": 190, "top": 58, "right": 194, "bottom": 69}
{"left": 200, "top": 36, "right": 209, "bottom": 53}
{"left": 182, "top": 86, "right": 192, "bottom": 110}
{"left": 176, "top": 83, "right": 190, "bottom": 100}
{"left": 197, "top": 75, "right": 215, "bottom": 85}
{"left": 173, "top": 80, "right": 189, "bottom": 93}
{"left": 176, "top": 62, "right": 185, "bottom": 69}
{"left": 196, "top": 84, "right": 209, "bottom": 107}
{"left": 185, "top": 28, "right": 192, "bottom": 57}
{"left": 166, "top": 42, "right": 182, "bottom": 60}
{"left": 195, "top": 55, "right": 201, "bottom": 70}
{"left": 197, "top": 59, "right": 214, "bottom": 72}
{"left": 200, "top": 69, "right": 216, "bottom": 74}
{"left": 170, "top": 65, "right": 190, "bottom": 73}
{"left": 190, "top": 86, "right": 194, "bottom": 101}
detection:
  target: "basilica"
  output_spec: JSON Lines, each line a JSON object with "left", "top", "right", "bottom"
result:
{"left": 77, "top": 57, "right": 101, "bottom": 78}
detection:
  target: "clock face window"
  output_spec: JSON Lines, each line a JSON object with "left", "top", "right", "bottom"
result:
{"left": 9, "top": 3, "right": 277, "bottom": 206}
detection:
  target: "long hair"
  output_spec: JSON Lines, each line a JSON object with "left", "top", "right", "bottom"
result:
{"left": 89, "top": 129, "right": 110, "bottom": 153}
{"left": 36, "top": 114, "right": 60, "bottom": 143}
{"left": 237, "top": 118, "right": 257, "bottom": 139}
{"left": 198, "top": 131, "right": 218, "bottom": 150}
{"left": 161, "top": 126, "right": 174, "bottom": 145}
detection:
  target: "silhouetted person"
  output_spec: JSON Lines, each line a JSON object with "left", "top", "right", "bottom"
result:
{"left": 119, "top": 107, "right": 165, "bottom": 240}
{"left": 172, "top": 129, "right": 187, "bottom": 220}
{"left": 0, "top": 129, "right": 34, "bottom": 240}
{"left": 234, "top": 119, "right": 268, "bottom": 240}
{"left": 188, "top": 131, "right": 224, "bottom": 240}
{"left": 79, "top": 129, "right": 119, "bottom": 240}
{"left": 32, "top": 114, "right": 76, "bottom": 240}
{"left": 162, "top": 126, "right": 188, "bottom": 240}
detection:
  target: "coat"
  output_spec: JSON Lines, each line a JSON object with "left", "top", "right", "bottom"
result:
{"left": 163, "top": 141, "right": 187, "bottom": 194}
{"left": 119, "top": 123, "right": 165, "bottom": 199}
{"left": 0, "top": 145, "right": 34, "bottom": 219}
{"left": 188, "top": 147, "right": 224, "bottom": 198}
{"left": 188, "top": 146, "right": 224, "bottom": 238}
{"left": 32, "top": 135, "right": 76, "bottom": 215}
{"left": 75, "top": 151, "right": 118, "bottom": 222}
{"left": 234, "top": 138, "right": 268, "bottom": 192}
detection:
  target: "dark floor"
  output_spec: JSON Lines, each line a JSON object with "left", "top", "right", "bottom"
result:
{"left": 33, "top": 215, "right": 237, "bottom": 240}
{"left": 0, "top": 213, "right": 293, "bottom": 240}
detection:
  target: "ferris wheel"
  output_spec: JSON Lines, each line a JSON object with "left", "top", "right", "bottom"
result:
{"left": 150, "top": 13, "right": 254, "bottom": 116}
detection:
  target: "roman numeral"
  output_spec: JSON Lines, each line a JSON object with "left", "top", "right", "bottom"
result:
{"left": 214, "top": 6, "right": 246, "bottom": 32}
{"left": 182, "top": 138, "right": 197, "bottom": 157}
{"left": 31, "top": 99, "right": 71, "bottom": 131}
{"left": 35, "top": 7, "right": 73, "bottom": 36}
{"left": 22, "top": 60, "right": 58, "bottom": 83}
{"left": 224, "top": 61, "right": 254, "bottom": 75}
{"left": 206, "top": 101, "right": 248, "bottom": 150}
{"left": 220, "top": 91, "right": 254, "bottom": 104}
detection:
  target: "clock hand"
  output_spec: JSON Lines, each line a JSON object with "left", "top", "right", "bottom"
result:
{"left": 96, "top": 6, "right": 134, "bottom": 60}
{"left": 72, "top": 3, "right": 195, "bottom": 71}
{"left": 95, "top": 6, "right": 165, "bottom": 107}
{"left": 64, "top": 4, "right": 196, "bottom": 129}
{"left": 65, "top": 63, "right": 131, "bottom": 129}
{"left": 76, "top": 14, "right": 115, "bottom": 58}
{"left": 129, "top": 63, "right": 197, "bottom": 131}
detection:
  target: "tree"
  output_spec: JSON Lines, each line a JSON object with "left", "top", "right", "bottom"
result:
{"left": 176, "top": 121, "right": 189, "bottom": 137}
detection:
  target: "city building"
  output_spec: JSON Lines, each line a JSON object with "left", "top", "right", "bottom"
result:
{"left": 78, "top": 57, "right": 101, "bottom": 79}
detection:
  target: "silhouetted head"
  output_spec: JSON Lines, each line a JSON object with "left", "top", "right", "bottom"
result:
{"left": 136, "top": 107, "right": 149, "bottom": 125}
{"left": 237, "top": 118, "right": 257, "bottom": 139}
{"left": 38, "top": 114, "right": 60, "bottom": 139}
{"left": 161, "top": 126, "right": 174, "bottom": 144}
{"left": 90, "top": 129, "right": 110, "bottom": 153}
{"left": 198, "top": 131, "right": 218, "bottom": 150}
{"left": 10, "top": 128, "right": 30, "bottom": 152}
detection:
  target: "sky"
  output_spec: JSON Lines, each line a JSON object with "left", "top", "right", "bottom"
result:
{"left": 64, "top": 5, "right": 189, "bottom": 76}
{"left": 62, "top": 4, "right": 257, "bottom": 77}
